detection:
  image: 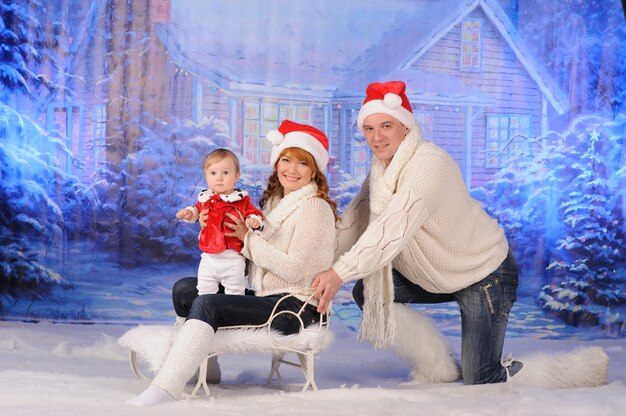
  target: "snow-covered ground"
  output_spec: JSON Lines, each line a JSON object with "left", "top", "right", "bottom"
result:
{"left": 1, "top": 316, "right": 625, "bottom": 416}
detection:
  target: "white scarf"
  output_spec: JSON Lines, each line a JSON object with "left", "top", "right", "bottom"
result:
{"left": 358, "top": 128, "right": 421, "bottom": 349}
{"left": 248, "top": 183, "right": 318, "bottom": 292}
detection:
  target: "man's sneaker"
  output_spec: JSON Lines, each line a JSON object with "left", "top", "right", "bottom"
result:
{"left": 501, "top": 354, "right": 524, "bottom": 380}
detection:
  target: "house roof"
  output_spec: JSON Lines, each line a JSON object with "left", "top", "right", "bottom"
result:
{"left": 161, "top": 0, "right": 566, "bottom": 112}
{"left": 397, "top": 0, "right": 569, "bottom": 114}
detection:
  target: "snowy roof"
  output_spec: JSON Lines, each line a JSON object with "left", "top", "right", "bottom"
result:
{"left": 161, "top": 0, "right": 565, "bottom": 112}
{"left": 398, "top": 0, "right": 569, "bottom": 114}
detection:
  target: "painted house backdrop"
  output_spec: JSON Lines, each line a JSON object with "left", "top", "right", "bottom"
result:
{"left": 1, "top": 0, "right": 625, "bottom": 337}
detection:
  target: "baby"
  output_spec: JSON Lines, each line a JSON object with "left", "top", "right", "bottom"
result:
{"left": 177, "top": 149, "right": 263, "bottom": 296}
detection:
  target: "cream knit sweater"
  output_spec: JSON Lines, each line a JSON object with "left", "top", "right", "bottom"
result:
{"left": 241, "top": 183, "right": 336, "bottom": 304}
{"left": 333, "top": 135, "right": 509, "bottom": 294}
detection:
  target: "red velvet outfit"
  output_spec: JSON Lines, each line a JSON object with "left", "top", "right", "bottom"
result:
{"left": 185, "top": 188, "right": 263, "bottom": 295}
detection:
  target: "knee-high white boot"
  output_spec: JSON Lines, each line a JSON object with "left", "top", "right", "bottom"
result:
{"left": 390, "top": 304, "right": 460, "bottom": 383}
{"left": 127, "top": 319, "right": 214, "bottom": 406}
{"left": 507, "top": 346, "right": 608, "bottom": 389}
{"left": 174, "top": 316, "right": 221, "bottom": 384}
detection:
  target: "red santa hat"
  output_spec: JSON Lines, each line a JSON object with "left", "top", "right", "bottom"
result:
{"left": 357, "top": 80, "right": 417, "bottom": 129}
{"left": 266, "top": 120, "right": 329, "bottom": 170}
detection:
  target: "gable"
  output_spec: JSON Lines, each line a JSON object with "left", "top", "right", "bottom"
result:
{"left": 399, "top": 0, "right": 568, "bottom": 114}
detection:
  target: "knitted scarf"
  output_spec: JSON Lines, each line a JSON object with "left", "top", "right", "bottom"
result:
{"left": 358, "top": 127, "right": 421, "bottom": 349}
{"left": 248, "top": 183, "right": 318, "bottom": 293}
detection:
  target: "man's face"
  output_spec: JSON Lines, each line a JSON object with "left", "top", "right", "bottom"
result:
{"left": 362, "top": 113, "right": 409, "bottom": 165}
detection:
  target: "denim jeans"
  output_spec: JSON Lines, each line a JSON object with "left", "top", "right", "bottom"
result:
{"left": 172, "top": 277, "right": 318, "bottom": 334}
{"left": 352, "top": 250, "right": 519, "bottom": 385}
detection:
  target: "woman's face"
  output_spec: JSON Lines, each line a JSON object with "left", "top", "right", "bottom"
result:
{"left": 276, "top": 151, "right": 314, "bottom": 195}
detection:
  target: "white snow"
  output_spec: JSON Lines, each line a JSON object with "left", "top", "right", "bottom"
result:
{"left": 1, "top": 317, "right": 625, "bottom": 416}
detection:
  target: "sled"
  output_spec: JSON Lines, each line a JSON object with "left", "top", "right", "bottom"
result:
{"left": 118, "top": 291, "right": 332, "bottom": 396}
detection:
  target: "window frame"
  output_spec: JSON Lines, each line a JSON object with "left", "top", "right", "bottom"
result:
{"left": 460, "top": 18, "right": 483, "bottom": 72}
{"left": 485, "top": 114, "right": 532, "bottom": 168}
{"left": 242, "top": 99, "right": 313, "bottom": 169}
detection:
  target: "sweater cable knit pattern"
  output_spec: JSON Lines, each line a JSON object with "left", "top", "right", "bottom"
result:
{"left": 241, "top": 183, "right": 336, "bottom": 305}
{"left": 334, "top": 127, "right": 509, "bottom": 348}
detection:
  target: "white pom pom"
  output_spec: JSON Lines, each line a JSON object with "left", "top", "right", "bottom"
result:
{"left": 266, "top": 129, "right": 284, "bottom": 146}
{"left": 383, "top": 93, "right": 402, "bottom": 109}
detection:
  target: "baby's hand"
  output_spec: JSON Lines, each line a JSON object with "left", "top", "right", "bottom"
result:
{"left": 176, "top": 208, "right": 193, "bottom": 221}
{"left": 245, "top": 217, "right": 260, "bottom": 229}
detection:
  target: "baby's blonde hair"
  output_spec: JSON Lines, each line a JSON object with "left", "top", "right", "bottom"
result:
{"left": 203, "top": 148, "right": 240, "bottom": 174}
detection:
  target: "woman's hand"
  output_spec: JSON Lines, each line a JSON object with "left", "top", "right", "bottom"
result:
{"left": 199, "top": 209, "right": 209, "bottom": 228}
{"left": 224, "top": 212, "right": 248, "bottom": 241}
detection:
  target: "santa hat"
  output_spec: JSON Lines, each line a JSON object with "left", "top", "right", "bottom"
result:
{"left": 266, "top": 120, "right": 329, "bottom": 170}
{"left": 357, "top": 80, "right": 417, "bottom": 129}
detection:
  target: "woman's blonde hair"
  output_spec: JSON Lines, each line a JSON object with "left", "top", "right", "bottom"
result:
{"left": 259, "top": 147, "right": 338, "bottom": 221}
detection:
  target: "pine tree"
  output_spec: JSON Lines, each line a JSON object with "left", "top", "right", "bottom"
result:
{"left": 0, "top": 0, "right": 57, "bottom": 101}
{"left": 0, "top": 1, "right": 91, "bottom": 318}
{"left": 539, "top": 127, "right": 626, "bottom": 333}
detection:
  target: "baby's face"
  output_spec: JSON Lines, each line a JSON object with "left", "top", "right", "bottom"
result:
{"left": 204, "top": 157, "right": 240, "bottom": 194}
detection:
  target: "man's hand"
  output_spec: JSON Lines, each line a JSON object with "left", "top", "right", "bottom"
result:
{"left": 311, "top": 268, "right": 342, "bottom": 314}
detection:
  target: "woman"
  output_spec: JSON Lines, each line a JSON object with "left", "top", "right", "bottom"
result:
{"left": 129, "top": 120, "right": 338, "bottom": 406}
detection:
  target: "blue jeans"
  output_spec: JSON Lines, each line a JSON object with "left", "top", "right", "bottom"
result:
{"left": 172, "top": 277, "right": 318, "bottom": 334}
{"left": 352, "top": 250, "right": 519, "bottom": 385}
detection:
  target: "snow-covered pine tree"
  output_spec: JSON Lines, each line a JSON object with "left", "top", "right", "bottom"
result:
{"left": 92, "top": 116, "right": 266, "bottom": 266}
{"left": 539, "top": 123, "right": 626, "bottom": 334}
{"left": 0, "top": 2, "right": 94, "bottom": 318}
{"left": 471, "top": 132, "right": 572, "bottom": 296}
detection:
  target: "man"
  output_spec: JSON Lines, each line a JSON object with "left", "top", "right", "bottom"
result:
{"left": 312, "top": 80, "right": 608, "bottom": 387}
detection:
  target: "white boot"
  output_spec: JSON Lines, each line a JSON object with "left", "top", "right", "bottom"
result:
{"left": 390, "top": 304, "right": 460, "bottom": 383}
{"left": 174, "top": 316, "right": 221, "bottom": 384}
{"left": 127, "top": 319, "right": 214, "bottom": 406}
{"left": 507, "top": 346, "right": 609, "bottom": 389}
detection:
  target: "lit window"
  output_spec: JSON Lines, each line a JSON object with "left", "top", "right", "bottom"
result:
{"left": 243, "top": 99, "right": 312, "bottom": 167}
{"left": 460, "top": 19, "right": 482, "bottom": 71}
{"left": 485, "top": 114, "right": 531, "bottom": 168}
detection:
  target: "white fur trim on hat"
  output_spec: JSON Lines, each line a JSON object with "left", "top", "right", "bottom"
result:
{"left": 266, "top": 129, "right": 284, "bottom": 146}
{"left": 269, "top": 131, "right": 329, "bottom": 171}
{"left": 357, "top": 97, "right": 417, "bottom": 130}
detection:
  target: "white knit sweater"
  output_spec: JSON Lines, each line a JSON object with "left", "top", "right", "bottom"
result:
{"left": 241, "top": 183, "right": 336, "bottom": 304}
{"left": 333, "top": 135, "right": 508, "bottom": 294}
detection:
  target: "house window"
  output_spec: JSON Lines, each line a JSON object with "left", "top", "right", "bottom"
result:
{"left": 46, "top": 103, "right": 83, "bottom": 174}
{"left": 243, "top": 100, "right": 312, "bottom": 167}
{"left": 414, "top": 111, "right": 433, "bottom": 141}
{"left": 350, "top": 119, "right": 370, "bottom": 178}
{"left": 93, "top": 104, "right": 107, "bottom": 169}
{"left": 460, "top": 19, "right": 482, "bottom": 71}
{"left": 485, "top": 114, "right": 531, "bottom": 168}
